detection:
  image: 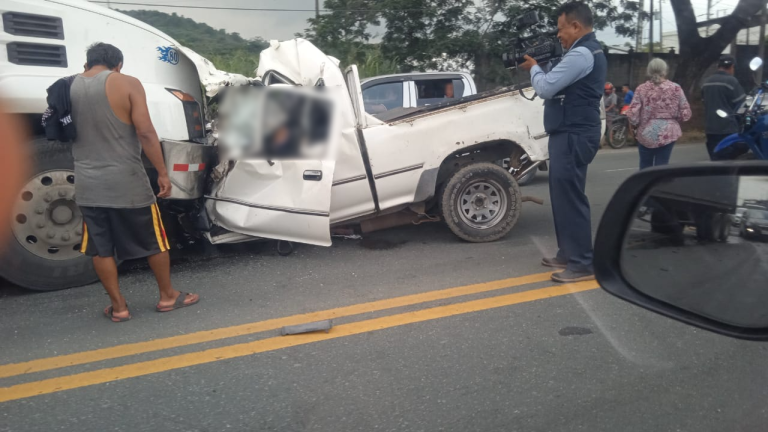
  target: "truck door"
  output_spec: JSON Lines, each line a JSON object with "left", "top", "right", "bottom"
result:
{"left": 206, "top": 87, "right": 339, "bottom": 246}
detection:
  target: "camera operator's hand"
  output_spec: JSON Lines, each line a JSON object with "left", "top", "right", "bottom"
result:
{"left": 519, "top": 55, "right": 538, "bottom": 72}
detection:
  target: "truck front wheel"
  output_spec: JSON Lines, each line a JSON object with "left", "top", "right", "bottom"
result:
{"left": 0, "top": 139, "right": 98, "bottom": 291}
{"left": 440, "top": 163, "right": 522, "bottom": 243}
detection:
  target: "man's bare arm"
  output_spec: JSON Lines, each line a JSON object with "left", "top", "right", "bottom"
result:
{"left": 128, "top": 77, "right": 171, "bottom": 198}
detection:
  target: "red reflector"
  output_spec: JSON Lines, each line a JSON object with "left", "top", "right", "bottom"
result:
{"left": 173, "top": 163, "right": 206, "bottom": 172}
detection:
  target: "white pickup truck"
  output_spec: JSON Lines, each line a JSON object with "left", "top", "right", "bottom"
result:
{"left": 2, "top": 0, "right": 551, "bottom": 291}
{"left": 207, "top": 39, "right": 550, "bottom": 246}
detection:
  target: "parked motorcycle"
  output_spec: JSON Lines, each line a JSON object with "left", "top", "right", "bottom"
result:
{"left": 606, "top": 106, "right": 632, "bottom": 149}
{"left": 713, "top": 57, "right": 768, "bottom": 160}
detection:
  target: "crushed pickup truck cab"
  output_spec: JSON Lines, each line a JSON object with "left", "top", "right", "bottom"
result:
{"left": 204, "top": 38, "right": 550, "bottom": 246}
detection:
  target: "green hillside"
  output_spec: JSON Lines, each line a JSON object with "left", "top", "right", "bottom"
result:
{"left": 119, "top": 9, "right": 267, "bottom": 76}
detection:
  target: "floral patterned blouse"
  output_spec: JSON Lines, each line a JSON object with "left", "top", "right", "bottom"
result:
{"left": 627, "top": 80, "right": 692, "bottom": 148}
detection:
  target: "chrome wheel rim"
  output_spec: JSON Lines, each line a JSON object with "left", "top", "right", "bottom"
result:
{"left": 457, "top": 180, "right": 507, "bottom": 230}
{"left": 11, "top": 170, "right": 83, "bottom": 260}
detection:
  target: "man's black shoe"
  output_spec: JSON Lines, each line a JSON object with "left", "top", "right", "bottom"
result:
{"left": 551, "top": 269, "right": 595, "bottom": 283}
{"left": 541, "top": 257, "right": 568, "bottom": 269}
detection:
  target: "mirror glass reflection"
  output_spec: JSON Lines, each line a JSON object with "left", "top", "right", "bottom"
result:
{"left": 621, "top": 174, "right": 768, "bottom": 328}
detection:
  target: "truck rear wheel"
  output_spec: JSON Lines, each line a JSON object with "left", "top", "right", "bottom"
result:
{"left": 0, "top": 139, "right": 97, "bottom": 291}
{"left": 440, "top": 163, "right": 521, "bottom": 243}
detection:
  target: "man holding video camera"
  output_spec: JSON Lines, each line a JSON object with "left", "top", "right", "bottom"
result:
{"left": 519, "top": 1, "right": 606, "bottom": 283}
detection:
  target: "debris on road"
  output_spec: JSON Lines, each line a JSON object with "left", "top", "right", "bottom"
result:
{"left": 522, "top": 196, "right": 545, "bottom": 205}
{"left": 281, "top": 320, "right": 333, "bottom": 335}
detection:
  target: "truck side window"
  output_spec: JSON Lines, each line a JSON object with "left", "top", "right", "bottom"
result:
{"left": 362, "top": 82, "right": 404, "bottom": 114}
{"left": 452, "top": 79, "right": 465, "bottom": 98}
{"left": 415, "top": 79, "right": 460, "bottom": 106}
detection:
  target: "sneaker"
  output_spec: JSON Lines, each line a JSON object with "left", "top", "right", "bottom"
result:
{"left": 541, "top": 257, "right": 568, "bottom": 269}
{"left": 551, "top": 269, "right": 595, "bottom": 283}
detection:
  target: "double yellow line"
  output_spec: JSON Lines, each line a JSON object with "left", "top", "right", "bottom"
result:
{"left": 0, "top": 272, "right": 599, "bottom": 403}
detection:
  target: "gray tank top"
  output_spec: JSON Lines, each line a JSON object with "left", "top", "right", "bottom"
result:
{"left": 70, "top": 70, "right": 155, "bottom": 208}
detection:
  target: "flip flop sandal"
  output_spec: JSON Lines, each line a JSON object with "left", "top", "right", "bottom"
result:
{"left": 156, "top": 292, "right": 200, "bottom": 313}
{"left": 104, "top": 304, "right": 132, "bottom": 323}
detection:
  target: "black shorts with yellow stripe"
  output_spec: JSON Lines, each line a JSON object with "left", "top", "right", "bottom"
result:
{"left": 80, "top": 204, "right": 171, "bottom": 260}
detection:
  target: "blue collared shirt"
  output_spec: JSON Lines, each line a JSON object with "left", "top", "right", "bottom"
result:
{"left": 530, "top": 36, "right": 595, "bottom": 100}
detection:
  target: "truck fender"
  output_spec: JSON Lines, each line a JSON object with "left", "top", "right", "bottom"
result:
{"left": 415, "top": 140, "right": 526, "bottom": 203}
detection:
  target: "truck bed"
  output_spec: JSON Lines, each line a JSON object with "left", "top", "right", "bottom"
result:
{"left": 372, "top": 84, "right": 534, "bottom": 124}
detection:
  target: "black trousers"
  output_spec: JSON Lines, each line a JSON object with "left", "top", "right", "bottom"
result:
{"left": 548, "top": 131, "right": 600, "bottom": 273}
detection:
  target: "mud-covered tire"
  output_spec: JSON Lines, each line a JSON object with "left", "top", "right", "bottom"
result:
{"left": 0, "top": 139, "right": 98, "bottom": 291}
{"left": 440, "top": 163, "right": 522, "bottom": 243}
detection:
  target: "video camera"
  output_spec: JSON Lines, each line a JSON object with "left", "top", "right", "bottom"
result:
{"left": 502, "top": 11, "right": 563, "bottom": 69}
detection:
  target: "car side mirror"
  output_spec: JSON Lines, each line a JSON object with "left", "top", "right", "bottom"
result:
{"left": 594, "top": 163, "right": 768, "bottom": 341}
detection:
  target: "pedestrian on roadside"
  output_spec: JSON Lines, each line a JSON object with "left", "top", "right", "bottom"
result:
{"left": 602, "top": 82, "right": 619, "bottom": 145}
{"left": 702, "top": 55, "right": 747, "bottom": 160}
{"left": 519, "top": 1, "right": 606, "bottom": 282}
{"left": 627, "top": 58, "right": 692, "bottom": 169}
{"left": 71, "top": 43, "right": 200, "bottom": 322}
{"left": 603, "top": 83, "right": 618, "bottom": 116}
{"left": 621, "top": 83, "right": 633, "bottom": 114}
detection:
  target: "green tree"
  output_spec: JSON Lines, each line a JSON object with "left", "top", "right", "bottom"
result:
{"left": 669, "top": 0, "right": 765, "bottom": 94}
{"left": 120, "top": 9, "right": 267, "bottom": 76}
{"left": 302, "top": 1, "right": 641, "bottom": 91}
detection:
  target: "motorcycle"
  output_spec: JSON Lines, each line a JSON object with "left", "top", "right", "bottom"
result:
{"left": 713, "top": 57, "right": 768, "bottom": 160}
{"left": 605, "top": 105, "right": 633, "bottom": 149}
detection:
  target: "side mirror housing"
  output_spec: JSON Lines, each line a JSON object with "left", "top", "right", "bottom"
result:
{"left": 594, "top": 163, "right": 768, "bottom": 341}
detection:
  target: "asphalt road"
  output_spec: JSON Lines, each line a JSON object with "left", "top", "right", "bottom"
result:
{"left": 3, "top": 143, "right": 768, "bottom": 432}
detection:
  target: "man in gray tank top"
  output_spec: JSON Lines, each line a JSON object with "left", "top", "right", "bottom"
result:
{"left": 71, "top": 43, "right": 200, "bottom": 322}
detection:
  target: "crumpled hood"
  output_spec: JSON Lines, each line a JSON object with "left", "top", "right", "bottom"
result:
{"left": 177, "top": 46, "right": 260, "bottom": 98}
{"left": 256, "top": 39, "right": 343, "bottom": 87}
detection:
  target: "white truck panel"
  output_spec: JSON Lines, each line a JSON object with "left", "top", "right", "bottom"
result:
{"left": 1, "top": 0, "right": 203, "bottom": 116}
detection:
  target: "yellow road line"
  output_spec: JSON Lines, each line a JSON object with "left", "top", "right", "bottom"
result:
{"left": 0, "top": 281, "right": 598, "bottom": 403}
{"left": 0, "top": 272, "right": 554, "bottom": 379}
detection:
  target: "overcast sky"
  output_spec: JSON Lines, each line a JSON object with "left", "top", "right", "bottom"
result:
{"left": 99, "top": 0, "right": 738, "bottom": 48}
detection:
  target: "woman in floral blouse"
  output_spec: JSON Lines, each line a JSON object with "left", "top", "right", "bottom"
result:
{"left": 627, "top": 58, "right": 692, "bottom": 169}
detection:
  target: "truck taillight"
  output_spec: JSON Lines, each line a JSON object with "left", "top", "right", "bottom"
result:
{"left": 166, "top": 88, "right": 205, "bottom": 142}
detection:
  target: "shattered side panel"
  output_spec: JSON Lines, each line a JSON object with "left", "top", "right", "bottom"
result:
{"left": 177, "top": 46, "right": 259, "bottom": 98}
{"left": 256, "top": 39, "right": 377, "bottom": 224}
{"left": 257, "top": 39, "right": 345, "bottom": 87}
{"left": 207, "top": 159, "right": 336, "bottom": 246}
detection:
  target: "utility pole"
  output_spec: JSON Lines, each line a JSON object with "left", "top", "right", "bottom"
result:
{"left": 659, "top": 0, "right": 663, "bottom": 52}
{"left": 759, "top": 1, "right": 767, "bottom": 82}
{"left": 315, "top": 0, "right": 320, "bottom": 18}
{"left": 649, "top": 0, "right": 655, "bottom": 59}
{"left": 706, "top": 0, "right": 712, "bottom": 36}
{"left": 636, "top": 0, "right": 645, "bottom": 51}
